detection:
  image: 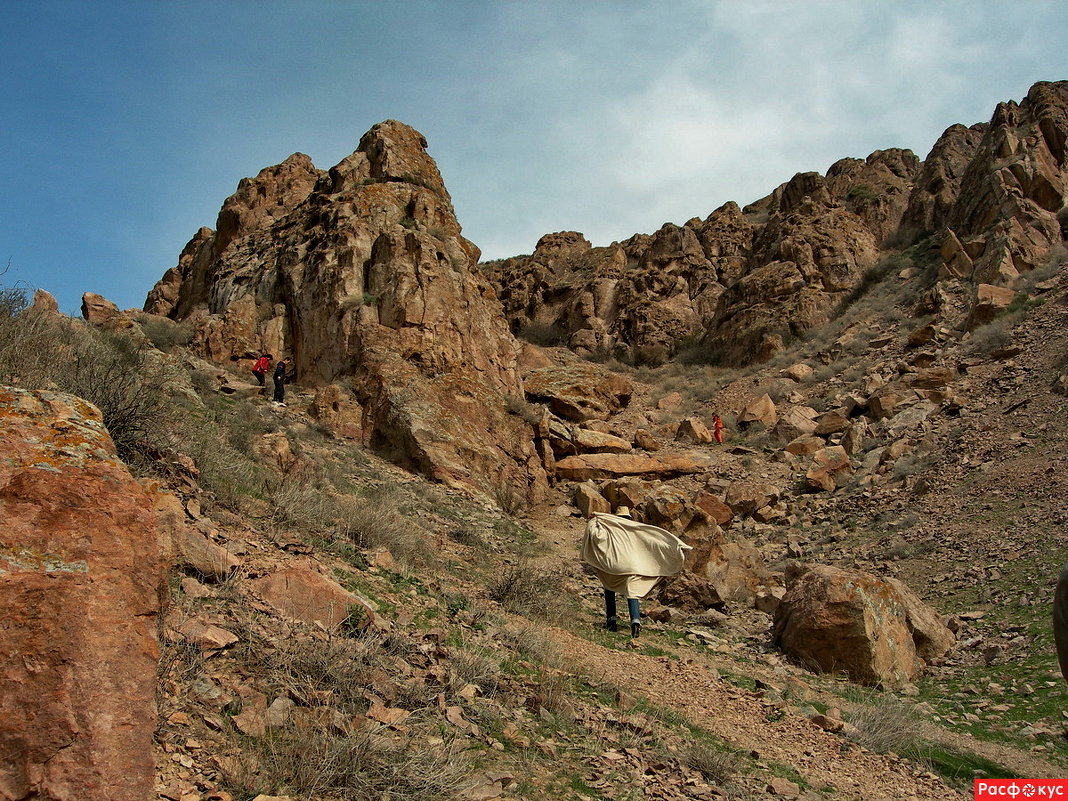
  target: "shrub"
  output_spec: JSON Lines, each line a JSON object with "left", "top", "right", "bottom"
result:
{"left": 965, "top": 316, "right": 1016, "bottom": 356}
{"left": 683, "top": 741, "right": 742, "bottom": 784}
{"left": 447, "top": 645, "right": 501, "bottom": 698}
{"left": 487, "top": 563, "right": 566, "bottom": 621}
{"left": 136, "top": 314, "right": 192, "bottom": 350}
{"left": 501, "top": 623, "right": 564, "bottom": 669}
{"left": 263, "top": 634, "right": 386, "bottom": 714}
{"left": 846, "top": 184, "right": 877, "bottom": 202}
{"left": 843, "top": 692, "right": 921, "bottom": 754}
{"left": 447, "top": 526, "right": 489, "bottom": 550}
{"left": 490, "top": 475, "right": 527, "bottom": 517}
{"left": 232, "top": 727, "right": 469, "bottom": 801}
{"left": 836, "top": 253, "right": 908, "bottom": 314}
{"left": 516, "top": 320, "right": 568, "bottom": 347}
{"left": 336, "top": 487, "right": 426, "bottom": 565}
{"left": 505, "top": 394, "right": 542, "bottom": 425}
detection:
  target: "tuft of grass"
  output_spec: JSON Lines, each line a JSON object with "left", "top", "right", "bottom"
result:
{"left": 683, "top": 741, "right": 742, "bottom": 784}
{"left": 490, "top": 475, "right": 528, "bottom": 517}
{"left": 231, "top": 726, "right": 470, "bottom": 801}
{"left": 843, "top": 693, "right": 920, "bottom": 754}
{"left": 136, "top": 314, "right": 193, "bottom": 350}
{"left": 505, "top": 394, "right": 543, "bottom": 425}
{"left": 487, "top": 563, "right": 567, "bottom": 621}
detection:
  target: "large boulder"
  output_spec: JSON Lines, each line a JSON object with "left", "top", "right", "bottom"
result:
{"left": 0, "top": 388, "right": 162, "bottom": 799}
{"left": 805, "top": 446, "right": 854, "bottom": 491}
{"left": 773, "top": 564, "right": 954, "bottom": 687}
{"left": 737, "top": 393, "right": 777, "bottom": 429}
{"left": 724, "top": 481, "right": 781, "bottom": 518}
{"left": 964, "top": 283, "right": 1017, "bottom": 330}
{"left": 523, "top": 362, "right": 633, "bottom": 422}
{"left": 251, "top": 565, "right": 375, "bottom": 630}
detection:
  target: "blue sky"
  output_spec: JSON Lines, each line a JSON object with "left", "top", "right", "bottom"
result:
{"left": 1, "top": 1, "right": 1065, "bottom": 313}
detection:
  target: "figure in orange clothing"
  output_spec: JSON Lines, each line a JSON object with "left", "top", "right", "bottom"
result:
{"left": 712, "top": 413, "right": 725, "bottom": 444}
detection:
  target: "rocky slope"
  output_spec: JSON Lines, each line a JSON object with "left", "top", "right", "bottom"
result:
{"left": 5, "top": 78, "right": 1068, "bottom": 801}
{"left": 481, "top": 80, "right": 1068, "bottom": 367}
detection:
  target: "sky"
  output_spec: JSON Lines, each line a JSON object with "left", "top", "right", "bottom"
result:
{"left": 1, "top": 1, "right": 1065, "bottom": 314}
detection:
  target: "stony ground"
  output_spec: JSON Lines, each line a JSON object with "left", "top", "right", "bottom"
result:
{"left": 151, "top": 262, "right": 1068, "bottom": 800}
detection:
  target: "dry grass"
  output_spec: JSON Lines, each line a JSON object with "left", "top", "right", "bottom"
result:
{"left": 843, "top": 692, "right": 922, "bottom": 754}
{"left": 487, "top": 562, "right": 567, "bottom": 621}
{"left": 505, "top": 393, "right": 544, "bottom": 425}
{"left": 233, "top": 726, "right": 471, "bottom": 801}
{"left": 447, "top": 644, "right": 501, "bottom": 698}
{"left": 490, "top": 474, "right": 528, "bottom": 517}
{"left": 502, "top": 623, "right": 566, "bottom": 670}
{"left": 683, "top": 740, "right": 743, "bottom": 785}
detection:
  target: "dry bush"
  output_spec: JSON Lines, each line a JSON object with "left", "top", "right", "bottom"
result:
{"left": 263, "top": 633, "right": 388, "bottom": 714}
{"left": 501, "top": 623, "right": 565, "bottom": 670}
{"left": 135, "top": 314, "right": 193, "bottom": 351}
{"left": 487, "top": 562, "right": 567, "bottom": 621}
{"left": 0, "top": 301, "right": 184, "bottom": 473}
{"left": 964, "top": 315, "right": 1018, "bottom": 356}
{"left": 234, "top": 726, "right": 470, "bottom": 801}
{"left": 490, "top": 475, "right": 527, "bottom": 517}
{"left": 527, "top": 667, "right": 571, "bottom": 713}
{"left": 336, "top": 489, "right": 426, "bottom": 565}
{"left": 683, "top": 741, "right": 742, "bottom": 785}
{"left": 505, "top": 393, "right": 543, "bottom": 425}
{"left": 843, "top": 692, "right": 922, "bottom": 754}
{"left": 447, "top": 644, "right": 501, "bottom": 698}
{"left": 447, "top": 526, "right": 489, "bottom": 550}
{"left": 181, "top": 427, "right": 266, "bottom": 512}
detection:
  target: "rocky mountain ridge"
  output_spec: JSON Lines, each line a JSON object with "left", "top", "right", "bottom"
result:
{"left": 481, "top": 80, "right": 1067, "bottom": 367}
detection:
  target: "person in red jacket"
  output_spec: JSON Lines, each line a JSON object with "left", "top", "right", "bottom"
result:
{"left": 251, "top": 354, "right": 272, "bottom": 387}
{"left": 713, "top": 413, "right": 725, "bottom": 444}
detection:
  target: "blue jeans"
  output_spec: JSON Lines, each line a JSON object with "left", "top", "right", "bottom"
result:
{"left": 604, "top": 588, "right": 640, "bottom": 623}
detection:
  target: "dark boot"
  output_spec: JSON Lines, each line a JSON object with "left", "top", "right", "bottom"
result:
{"left": 605, "top": 617, "right": 618, "bottom": 632}
{"left": 630, "top": 621, "right": 641, "bottom": 638}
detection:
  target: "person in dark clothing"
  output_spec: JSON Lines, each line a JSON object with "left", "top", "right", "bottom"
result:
{"left": 272, "top": 358, "right": 292, "bottom": 405}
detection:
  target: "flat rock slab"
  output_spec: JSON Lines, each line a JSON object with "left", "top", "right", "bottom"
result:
{"left": 555, "top": 452, "right": 709, "bottom": 481}
{"left": 251, "top": 566, "right": 375, "bottom": 630}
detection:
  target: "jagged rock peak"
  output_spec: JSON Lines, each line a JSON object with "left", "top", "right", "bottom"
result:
{"left": 355, "top": 119, "right": 449, "bottom": 196}
{"left": 214, "top": 152, "right": 323, "bottom": 257}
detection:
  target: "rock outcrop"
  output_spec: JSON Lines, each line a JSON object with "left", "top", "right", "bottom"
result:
{"left": 0, "top": 387, "right": 161, "bottom": 800}
{"left": 145, "top": 121, "right": 546, "bottom": 501}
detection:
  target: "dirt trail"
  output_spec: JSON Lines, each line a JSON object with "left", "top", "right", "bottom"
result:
{"left": 546, "top": 625, "right": 958, "bottom": 801}
{"left": 531, "top": 510, "right": 1063, "bottom": 796}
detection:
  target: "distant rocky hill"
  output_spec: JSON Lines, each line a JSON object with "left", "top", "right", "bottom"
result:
{"left": 480, "top": 80, "right": 1068, "bottom": 366}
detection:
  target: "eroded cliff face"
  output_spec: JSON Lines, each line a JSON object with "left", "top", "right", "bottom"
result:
{"left": 0, "top": 388, "right": 161, "bottom": 801}
{"left": 483, "top": 81, "right": 1068, "bottom": 366}
{"left": 146, "top": 121, "right": 545, "bottom": 500}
